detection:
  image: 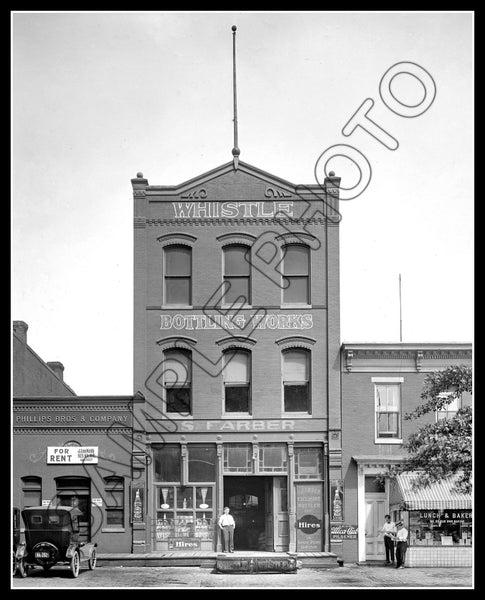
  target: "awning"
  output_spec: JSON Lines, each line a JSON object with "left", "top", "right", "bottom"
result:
{"left": 390, "top": 473, "right": 472, "bottom": 510}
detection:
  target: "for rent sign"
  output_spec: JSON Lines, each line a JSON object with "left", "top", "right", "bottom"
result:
{"left": 47, "top": 446, "right": 98, "bottom": 464}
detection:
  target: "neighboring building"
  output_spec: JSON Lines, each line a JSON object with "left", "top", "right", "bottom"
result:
{"left": 13, "top": 321, "right": 76, "bottom": 396}
{"left": 340, "top": 343, "right": 472, "bottom": 567}
{"left": 131, "top": 161, "right": 342, "bottom": 553}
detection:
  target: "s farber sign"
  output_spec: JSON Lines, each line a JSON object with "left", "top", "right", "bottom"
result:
{"left": 47, "top": 446, "right": 98, "bottom": 464}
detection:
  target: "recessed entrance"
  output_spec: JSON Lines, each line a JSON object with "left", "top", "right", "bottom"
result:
{"left": 223, "top": 476, "right": 289, "bottom": 552}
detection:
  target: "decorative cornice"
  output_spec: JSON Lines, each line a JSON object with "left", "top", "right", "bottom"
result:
{"left": 14, "top": 427, "right": 131, "bottom": 434}
{"left": 133, "top": 190, "right": 146, "bottom": 197}
{"left": 13, "top": 404, "right": 131, "bottom": 412}
{"left": 146, "top": 218, "right": 328, "bottom": 226}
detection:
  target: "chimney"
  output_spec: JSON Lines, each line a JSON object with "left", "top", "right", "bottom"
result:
{"left": 47, "top": 361, "right": 64, "bottom": 381}
{"left": 13, "top": 321, "right": 28, "bottom": 344}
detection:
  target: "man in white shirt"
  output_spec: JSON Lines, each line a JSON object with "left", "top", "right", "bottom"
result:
{"left": 218, "top": 506, "right": 236, "bottom": 553}
{"left": 394, "top": 521, "right": 409, "bottom": 568}
{"left": 379, "top": 514, "right": 396, "bottom": 565}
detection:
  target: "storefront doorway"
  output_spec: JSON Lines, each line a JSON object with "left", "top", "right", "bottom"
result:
{"left": 224, "top": 476, "right": 288, "bottom": 551}
{"left": 55, "top": 476, "right": 91, "bottom": 542}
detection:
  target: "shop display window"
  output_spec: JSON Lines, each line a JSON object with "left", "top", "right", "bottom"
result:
{"left": 408, "top": 510, "right": 472, "bottom": 546}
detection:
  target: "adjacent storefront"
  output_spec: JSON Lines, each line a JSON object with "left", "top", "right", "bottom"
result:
{"left": 389, "top": 474, "right": 472, "bottom": 567}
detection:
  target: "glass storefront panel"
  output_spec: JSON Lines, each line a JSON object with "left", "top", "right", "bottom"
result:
{"left": 188, "top": 445, "right": 216, "bottom": 482}
{"left": 294, "top": 447, "right": 323, "bottom": 479}
{"left": 408, "top": 510, "right": 472, "bottom": 546}
{"left": 153, "top": 445, "right": 181, "bottom": 482}
{"left": 223, "top": 444, "right": 252, "bottom": 473}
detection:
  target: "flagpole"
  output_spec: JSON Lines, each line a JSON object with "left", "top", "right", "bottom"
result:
{"left": 232, "top": 25, "right": 240, "bottom": 169}
{"left": 399, "top": 274, "right": 402, "bottom": 342}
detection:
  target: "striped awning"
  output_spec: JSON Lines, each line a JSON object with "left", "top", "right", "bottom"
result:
{"left": 390, "top": 473, "right": 472, "bottom": 510}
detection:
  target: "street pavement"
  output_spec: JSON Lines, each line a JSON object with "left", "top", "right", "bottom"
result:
{"left": 12, "top": 563, "right": 473, "bottom": 588}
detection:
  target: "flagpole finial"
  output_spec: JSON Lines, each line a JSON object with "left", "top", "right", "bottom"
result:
{"left": 231, "top": 25, "right": 240, "bottom": 169}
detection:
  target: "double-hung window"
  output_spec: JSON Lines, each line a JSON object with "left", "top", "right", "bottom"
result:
{"left": 163, "top": 349, "right": 192, "bottom": 415}
{"left": 282, "top": 245, "right": 310, "bottom": 305}
{"left": 374, "top": 378, "right": 403, "bottom": 442}
{"left": 223, "top": 349, "right": 251, "bottom": 413}
{"left": 223, "top": 245, "right": 251, "bottom": 305}
{"left": 283, "top": 349, "right": 311, "bottom": 413}
{"left": 164, "top": 246, "right": 191, "bottom": 305}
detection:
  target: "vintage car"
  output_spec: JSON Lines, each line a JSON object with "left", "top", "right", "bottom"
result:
{"left": 13, "top": 507, "right": 22, "bottom": 576}
{"left": 14, "top": 506, "right": 97, "bottom": 578}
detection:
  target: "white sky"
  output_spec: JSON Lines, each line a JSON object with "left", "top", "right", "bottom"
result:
{"left": 12, "top": 11, "right": 474, "bottom": 396}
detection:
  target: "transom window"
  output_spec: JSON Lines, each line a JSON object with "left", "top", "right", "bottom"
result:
{"left": 283, "top": 349, "right": 311, "bottom": 413}
{"left": 282, "top": 245, "right": 310, "bottom": 304}
{"left": 163, "top": 349, "right": 192, "bottom": 415}
{"left": 294, "top": 447, "right": 323, "bottom": 479}
{"left": 223, "top": 245, "right": 251, "bottom": 305}
{"left": 258, "top": 444, "right": 287, "bottom": 473}
{"left": 223, "top": 444, "right": 252, "bottom": 473}
{"left": 223, "top": 349, "right": 251, "bottom": 413}
{"left": 164, "top": 246, "right": 191, "bottom": 305}
{"left": 375, "top": 383, "right": 402, "bottom": 440}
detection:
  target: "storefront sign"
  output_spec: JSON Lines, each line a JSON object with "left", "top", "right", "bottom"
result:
{"left": 330, "top": 525, "right": 358, "bottom": 540}
{"left": 417, "top": 510, "right": 471, "bottom": 524}
{"left": 296, "top": 483, "right": 323, "bottom": 551}
{"left": 177, "top": 419, "right": 303, "bottom": 432}
{"left": 172, "top": 201, "right": 294, "bottom": 219}
{"left": 297, "top": 514, "right": 321, "bottom": 534}
{"left": 92, "top": 498, "right": 103, "bottom": 507}
{"left": 160, "top": 313, "right": 313, "bottom": 331}
{"left": 15, "top": 410, "right": 132, "bottom": 428}
{"left": 47, "top": 446, "right": 98, "bottom": 464}
{"left": 168, "top": 539, "right": 201, "bottom": 549}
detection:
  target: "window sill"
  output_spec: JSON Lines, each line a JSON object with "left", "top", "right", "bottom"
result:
{"left": 221, "top": 414, "right": 252, "bottom": 419}
{"left": 282, "top": 413, "right": 312, "bottom": 418}
{"left": 165, "top": 415, "right": 193, "bottom": 419}
{"left": 374, "top": 438, "right": 403, "bottom": 445}
{"left": 161, "top": 305, "right": 193, "bottom": 310}
{"left": 280, "top": 304, "right": 312, "bottom": 309}
{"left": 101, "top": 528, "right": 126, "bottom": 533}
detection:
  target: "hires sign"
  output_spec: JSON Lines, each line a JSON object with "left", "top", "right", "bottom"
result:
{"left": 47, "top": 447, "right": 98, "bottom": 464}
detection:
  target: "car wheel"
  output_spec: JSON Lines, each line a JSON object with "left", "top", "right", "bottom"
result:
{"left": 17, "top": 559, "right": 28, "bottom": 578}
{"left": 88, "top": 549, "right": 97, "bottom": 570}
{"left": 70, "top": 551, "right": 80, "bottom": 578}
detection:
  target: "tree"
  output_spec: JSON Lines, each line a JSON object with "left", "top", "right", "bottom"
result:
{"left": 384, "top": 365, "right": 472, "bottom": 494}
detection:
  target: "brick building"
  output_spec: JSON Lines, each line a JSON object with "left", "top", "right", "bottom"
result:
{"left": 130, "top": 159, "right": 342, "bottom": 553}
{"left": 339, "top": 343, "right": 472, "bottom": 567}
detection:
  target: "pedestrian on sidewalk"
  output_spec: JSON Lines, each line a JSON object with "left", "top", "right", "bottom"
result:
{"left": 218, "top": 506, "right": 236, "bottom": 553}
{"left": 394, "top": 521, "right": 408, "bottom": 569}
{"left": 379, "top": 514, "right": 397, "bottom": 565}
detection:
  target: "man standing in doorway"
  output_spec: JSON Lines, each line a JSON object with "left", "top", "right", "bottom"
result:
{"left": 218, "top": 506, "right": 236, "bottom": 553}
{"left": 394, "top": 521, "right": 409, "bottom": 569}
{"left": 379, "top": 514, "right": 396, "bottom": 565}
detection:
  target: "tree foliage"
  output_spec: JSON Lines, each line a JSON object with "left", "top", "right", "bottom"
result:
{"left": 384, "top": 365, "right": 472, "bottom": 494}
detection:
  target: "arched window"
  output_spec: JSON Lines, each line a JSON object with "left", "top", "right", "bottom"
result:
{"left": 21, "top": 476, "right": 42, "bottom": 508}
{"left": 223, "top": 349, "right": 251, "bottom": 413}
{"left": 282, "top": 245, "right": 310, "bottom": 304}
{"left": 104, "top": 476, "right": 125, "bottom": 527}
{"left": 164, "top": 245, "right": 192, "bottom": 305}
{"left": 223, "top": 245, "right": 251, "bottom": 305}
{"left": 282, "top": 349, "right": 311, "bottom": 413}
{"left": 163, "top": 348, "right": 192, "bottom": 414}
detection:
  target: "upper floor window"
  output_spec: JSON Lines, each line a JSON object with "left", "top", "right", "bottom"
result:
{"left": 436, "top": 392, "right": 462, "bottom": 421}
{"left": 164, "top": 246, "right": 191, "bottom": 305}
{"left": 282, "top": 245, "right": 310, "bottom": 304}
{"left": 223, "top": 349, "right": 251, "bottom": 413}
{"left": 283, "top": 349, "right": 311, "bottom": 413}
{"left": 163, "top": 349, "right": 192, "bottom": 414}
{"left": 375, "top": 382, "right": 402, "bottom": 441}
{"left": 223, "top": 245, "right": 251, "bottom": 305}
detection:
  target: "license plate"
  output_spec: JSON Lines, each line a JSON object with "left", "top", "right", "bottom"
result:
{"left": 35, "top": 552, "right": 50, "bottom": 558}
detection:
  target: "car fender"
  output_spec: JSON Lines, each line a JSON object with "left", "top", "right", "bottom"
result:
{"left": 65, "top": 543, "right": 79, "bottom": 559}
{"left": 15, "top": 543, "right": 27, "bottom": 560}
{"left": 79, "top": 542, "right": 97, "bottom": 560}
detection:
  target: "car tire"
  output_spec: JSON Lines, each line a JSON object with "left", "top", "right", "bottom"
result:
{"left": 70, "top": 551, "right": 80, "bottom": 578}
{"left": 88, "top": 549, "right": 97, "bottom": 570}
{"left": 17, "top": 559, "right": 28, "bottom": 578}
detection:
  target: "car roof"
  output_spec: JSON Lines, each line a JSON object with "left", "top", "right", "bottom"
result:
{"left": 23, "top": 506, "right": 81, "bottom": 516}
